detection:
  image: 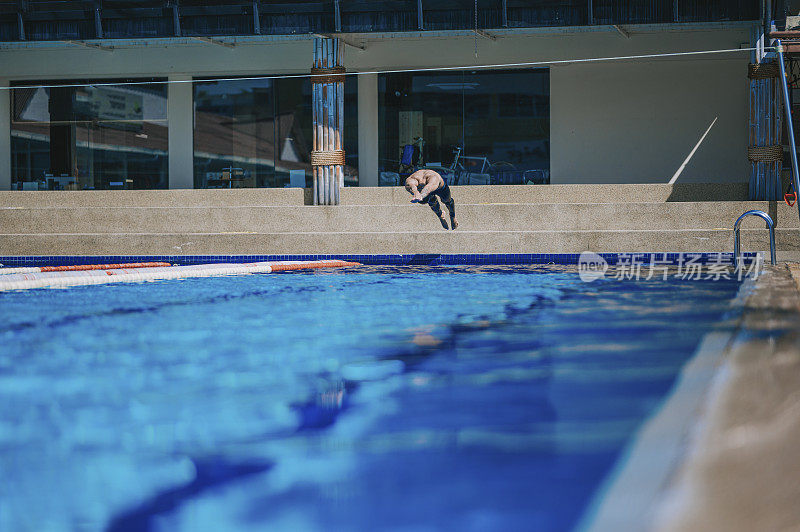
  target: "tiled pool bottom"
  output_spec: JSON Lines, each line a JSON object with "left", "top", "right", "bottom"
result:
{"left": 0, "top": 265, "right": 741, "bottom": 531}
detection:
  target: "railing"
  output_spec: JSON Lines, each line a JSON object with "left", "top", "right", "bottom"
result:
{"left": 0, "top": 0, "right": 761, "bottom": 42}
{"left": 733, "top": 210, "right": 777, "bottom": 266}
{"left": 776, "top": 39, "right": 800, "bottom": 227}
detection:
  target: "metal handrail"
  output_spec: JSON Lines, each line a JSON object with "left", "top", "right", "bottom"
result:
{"left": 734, "top": 209, "right": 777, "bottom": 266}
{"left": 776, "top": 40, "right": 800, "bottom": 225}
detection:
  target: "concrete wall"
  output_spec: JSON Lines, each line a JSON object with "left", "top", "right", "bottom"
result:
{"left": 0, "top": 24, "right": 756, "bottom": 189}
{"left": 167, "top": 75, "right": 194, "bottom": 189}
{"left": 357, "top": 73, "right": 379, "bottom": 187}
{"left": 0, "top": 26, "right": 750, "bottom": 79}
{"left": 550, "top": 58, "right": 749, "bottom": 184}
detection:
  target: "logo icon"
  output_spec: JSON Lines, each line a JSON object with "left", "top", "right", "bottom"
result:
{"left": 578, "top": 251, "right": 608, "bottom": 282}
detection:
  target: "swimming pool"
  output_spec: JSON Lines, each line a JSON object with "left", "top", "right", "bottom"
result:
{"left": 0, "top": 265, "right": 741, "bottom": 531}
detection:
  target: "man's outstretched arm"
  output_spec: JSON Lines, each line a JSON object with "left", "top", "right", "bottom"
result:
{"left": 405, "top": 181, "right": 423, "bottom": 202}
{"left": 417, "top": 180, "right": 439, "bottom": 200}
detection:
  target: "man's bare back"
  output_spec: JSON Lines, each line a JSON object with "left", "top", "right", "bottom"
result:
{"left": 404, "top": 169, "right": 458, "bottom": 230}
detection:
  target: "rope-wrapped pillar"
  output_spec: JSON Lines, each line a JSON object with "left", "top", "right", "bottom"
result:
{"left": 748, "top": 28, "right": 783, "bottom": 200}
{"left": 312, "top": 38, "right": 345, "bottom": 205}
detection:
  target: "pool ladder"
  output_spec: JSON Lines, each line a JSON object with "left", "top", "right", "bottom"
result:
{"left": 733, "top": 210, "right": 777, "bottom": 266}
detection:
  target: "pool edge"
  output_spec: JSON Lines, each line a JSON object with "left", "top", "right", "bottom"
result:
{"left": 0, "top": 252, "right": 760, "bottom": 268}
{"left": 578, "top": 264, "right": 800, "bottom": 532}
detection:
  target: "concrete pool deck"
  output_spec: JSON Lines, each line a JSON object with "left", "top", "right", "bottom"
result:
{"left": 657, "top": 263, "right": 800, "bottom": 532}
{"left": 585, "top": 263, "right": 800, "bottom": 531}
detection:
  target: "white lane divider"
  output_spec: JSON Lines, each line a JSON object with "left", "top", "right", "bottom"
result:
{"left": 0, "top": 260, "right": 359, "bottom": 291}
{"left": 0, "top": 261, "right": 172, "bottom": 275}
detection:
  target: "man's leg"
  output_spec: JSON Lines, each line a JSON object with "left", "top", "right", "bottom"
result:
{"left": 439, "top": 188, "right": 458, "bottom": 230}
{"left": 427, "top": 196, "right": 449, "bottom": 229}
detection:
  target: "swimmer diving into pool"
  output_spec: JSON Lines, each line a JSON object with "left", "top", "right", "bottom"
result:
{"left": 404, "top": 169, "right": 458, "bottom": 230}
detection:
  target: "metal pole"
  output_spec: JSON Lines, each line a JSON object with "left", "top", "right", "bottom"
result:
{"left": 760, "top": 72, "right": 766, "bottom": 199}
{"left": 336, "top": 40, "right": 344, "bottom": 199}
{"left": 766, "top": 0, "right": 772, "bottom": 36}
{"left": 750, "top": 27, "right": 756, "bottom": 199}
{"left": 734, "top": 210, "right": 777, "bottom": 266}
{"left": 94, "top": 7, "right": 103, "bottom": 39}
{"left": 770, "top": 220, "right": 778, "bottom": 265}
{"left": 17, "top": 12, "right": 24, "bottom": 40}
{"left": 317, "top": 68, "right": 324, "bottom": 205}
{"left": 322, "top": 40, "right": 329, "bottom": 204}
{"left": 587, "top": 0, "right": 593, "bottom": 25}
{"left": 734, "top": 227, "right": 741, "bottom": 267}
{"left": 327, "top": 40, "right": 336, "bottom": 203}
{"left": 318, "top": 39, "right": 324, "bottom": 204}
{"left": 775, "top": 56, "right": 783, "bottom": 201}
{"left": 757, "top": 28, "right": 765, "bottom": 199}
{"left": 172, "top": 3, "right": 181, "bottom": 37}
{"left": 312, "top": 38, "right": 318, "bottom": 205}
{"left": 315, "top": 79, "right": 322, "bottom": 204}
{"left": 252, "top": 1, "right": 261, "bottom": 35}
{"left": 315, "top": 39, "right": 322, "bottom": 205}
{"left": 777, "top": 40, "right": 800, "bottom": 225}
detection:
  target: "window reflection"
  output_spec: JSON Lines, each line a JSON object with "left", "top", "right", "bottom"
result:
{"left": 193, "top": 78, "right": 276, "bottom": 188}
{"left": 378, "top": 69, "right": 549, "bottom": 186}
{"left": 11, "top": 80, "right": 168, "bottom": 190}
{"left": 193, "top": 76, "right": 358, "bottom": 189}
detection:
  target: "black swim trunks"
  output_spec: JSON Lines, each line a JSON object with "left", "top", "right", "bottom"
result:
{"left": 421, "top": 182, "right": 452, "bottom": 204}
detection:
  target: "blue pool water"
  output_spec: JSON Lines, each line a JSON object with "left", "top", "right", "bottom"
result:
{"left": 0, "top": 265, "right": 741, "bottom": 531}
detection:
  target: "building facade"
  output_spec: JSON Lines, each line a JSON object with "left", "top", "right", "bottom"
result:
{"left": 0, "top": 1, "right": 762, "bottom": 190}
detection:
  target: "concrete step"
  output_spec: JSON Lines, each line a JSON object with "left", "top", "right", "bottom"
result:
{"left": 0, "top": 182, "right": 749, "bottom": 209}
{"left": 0, "top": 188, "right": 305, "bottom": 209}
{"left": 1, "top": 202, "right": 797, "bottom": 234}
{"left": 1, "top": 229, "right": 796, "bottom": 256}
{"left": 340, "top": 183, "right": 751, "bottom": 205}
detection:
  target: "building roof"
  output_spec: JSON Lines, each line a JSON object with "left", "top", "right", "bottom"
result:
{"left": 0, "top": 1, "right": 759, "bottom": 43}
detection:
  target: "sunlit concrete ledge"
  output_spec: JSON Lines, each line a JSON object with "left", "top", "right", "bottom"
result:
{"left": 656, "top": 264, "right": 800, "bottom": 532}
{"left": 0, "top": 229, "right": 797, "bottom": 257}
{"left": 0, "top": 183, "right": 750, "bottom": 209}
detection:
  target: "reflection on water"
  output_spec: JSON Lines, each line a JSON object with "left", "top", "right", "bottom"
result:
{"left": 0, "top": 266, "right": 740, "bottom": 531}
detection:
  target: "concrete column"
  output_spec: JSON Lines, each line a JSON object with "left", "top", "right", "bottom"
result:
{"left": 357, "top": 73, "right": 378, "bottom": 187}
{"left": 0, "top": 80, "right": 10, "bottom": 190}
{"left": 167, "top": 75, "right": 194, "bottom": 189}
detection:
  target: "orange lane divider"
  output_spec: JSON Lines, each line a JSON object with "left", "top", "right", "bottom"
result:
{"left": 40, "top": 262, "right": 171, "bottom": 272}
{"left": 0, "top": 259, "right": 361, "bottom": 291}
{"left": 269, "top": 260, "right": 361, "bottom": 272}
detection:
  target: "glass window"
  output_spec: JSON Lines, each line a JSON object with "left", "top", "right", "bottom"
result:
{"left": 11, "top": 79, "right": 168, "bottom": 190}
{"left": 275, "top": 78, "right": 310, "bottom": 188}
{"left": 194, "top": 75, "right": 358, "bottom": 189}
{"left": 378, "top": 69, "right": 549, "bottom": 186}
{"left": 193, "top": 78, "right": 276, "bottom": 189}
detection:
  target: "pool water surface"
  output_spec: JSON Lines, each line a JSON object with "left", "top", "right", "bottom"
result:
{"left": 0, "top": 265, "right": 741, "bottom": 531}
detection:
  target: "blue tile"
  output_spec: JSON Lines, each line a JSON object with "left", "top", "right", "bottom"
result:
{"left": 0, "top": 251, "right": 757, "bottom": 269}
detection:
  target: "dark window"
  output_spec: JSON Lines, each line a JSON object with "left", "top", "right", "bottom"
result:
{"left": 379, "top": 69, "right": 550, "bottom": 186}
{"left": 11, "top": 79, "right": 168, "bottom": 190}
{"left": 193, "top": 75, "right": 358, "bottom": 189}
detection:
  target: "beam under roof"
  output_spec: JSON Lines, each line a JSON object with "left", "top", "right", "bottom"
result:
{"left": 62, "top": 39, "right": 114, "bottom": 50}
{"left": 192, "top": 36, "right": 236, "bottom": 48}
